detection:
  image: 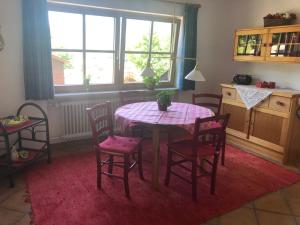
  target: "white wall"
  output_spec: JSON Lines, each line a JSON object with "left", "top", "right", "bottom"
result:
{"left": 0, "top": 0, "right": 24, "bottom": 117}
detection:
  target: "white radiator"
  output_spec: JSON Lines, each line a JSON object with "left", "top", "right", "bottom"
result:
{"left": 56, "top": 90, "right": 176, "bottom": 141}
{"left": 60, "top": 97, "right": 120, "bottom": 140}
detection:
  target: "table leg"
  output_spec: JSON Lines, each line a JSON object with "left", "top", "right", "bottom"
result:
{"left": 152, "top": 126, "right": 160, "bottom": 189}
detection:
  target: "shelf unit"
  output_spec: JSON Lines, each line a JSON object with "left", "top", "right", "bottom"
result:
{"left": 0, "top": 103, "right": 51, "bottom": 187}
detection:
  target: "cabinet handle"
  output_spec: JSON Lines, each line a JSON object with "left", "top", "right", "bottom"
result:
{"left": 226, "top": 92, "right": 232, "bottom": 96}
{"left": 276, "top": 101, "right": 285, "bottom": 106}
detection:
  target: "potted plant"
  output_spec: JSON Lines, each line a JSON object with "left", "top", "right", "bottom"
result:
{"left": 143, "top": 76, "right": 160, "bottom": 90}
{"left": 156, "top": 90, "right": 174, "bottom": 111}
{"left": 84, "top": 75, "right": 91, "bottom": 91}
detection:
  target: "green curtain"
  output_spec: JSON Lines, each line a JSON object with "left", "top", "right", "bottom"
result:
{"left": 178, "top": 4, "right": 199, "bottom": 90}
{"left": 22, "top": 0, "right": 54, "bottom": 100}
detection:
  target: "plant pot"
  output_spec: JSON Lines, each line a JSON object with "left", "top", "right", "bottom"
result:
{"left": 263, "top": 18, "right": 294, "bottom": 27}
{"left": 157, "top": 102, "right": 168, "bottom": 111}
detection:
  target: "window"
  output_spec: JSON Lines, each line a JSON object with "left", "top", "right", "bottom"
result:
{"left": 48, "top": 4, "right": 180, "bottom": 93}
{"left": 124, "top": 20, "right": 173, "bottom": 83}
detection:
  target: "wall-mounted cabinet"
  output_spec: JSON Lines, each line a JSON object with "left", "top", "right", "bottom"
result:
{"left": 234, "top": 29, "right": 268, "bottom": 61}
{"left": 234, "top": 24, "right": 300, "bottom": 63}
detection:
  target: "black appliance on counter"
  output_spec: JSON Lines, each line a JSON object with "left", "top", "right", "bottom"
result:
{"left": 232, "top": 74, "right": 252, "bottom": 85}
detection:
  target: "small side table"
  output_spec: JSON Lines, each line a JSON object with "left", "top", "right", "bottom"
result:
{"left": 0, "top": 102, "right": 51, "bottom": 187}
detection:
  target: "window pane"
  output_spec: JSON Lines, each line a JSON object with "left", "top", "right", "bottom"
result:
{"left": 124, "top": 54, "right": 148, "bottom": 83}
{"left": 152, "top": 22, "right": 172, "bottom": 52}
{"left": 151, "top": 54, "right": 171, "bottom": 81}
{"left": 86, "top": 15, "right": 115, "bottom": 50}
{"left": 52, "top": 52, "right": 83, "bottom": 85}
{"left": 49, "top": 11, "right": 83, "bottom": 49}
{"left": 86, "top": 53, "right": 114, "bottom": 84}
{"left": 125, "top": 19, "right": 151, "bottom": 51}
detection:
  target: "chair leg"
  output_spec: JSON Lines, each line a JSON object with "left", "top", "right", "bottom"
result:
{"left": 137, "top": 145, "right": 144, "bottom": 180}
{"left": 221, "top": 132, "right": 226, "bottom": 166}
{"left": 8, "top": 174, "right": 14, "bottom": 188}
{"left": 108, "top": 155, "right": 114, "bottom": 176}
{"left": 124, "top": 154, "right": 130, "bottom": 197}
{"left": 164, "top": 149, "right": 172, "bottom": 186}
{"left": 211, "top": 154, "right": 219, "bottom": 194}
{"left": 192, "top": 159, "right": 197, "bottom": 201}
{"left": 96, "top": 149, "right": 102, "bottom": 190}
{"left": 140, "top": 127, "right": 144, "bottom": 138}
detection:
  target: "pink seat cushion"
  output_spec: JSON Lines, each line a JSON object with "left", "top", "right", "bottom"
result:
{"left": 201, "top": 121, "right": 222, "bottom": 130}
{"left": 99, "top": 135, "right": 142, "bottom": 154}
{"left": 168, "top": 140, "right": 215, "bottom": 159}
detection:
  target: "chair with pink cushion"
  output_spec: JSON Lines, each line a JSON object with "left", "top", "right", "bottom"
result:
{"left": 192, "top": 93, "right": 228, "bottom": 165}
{"left": 86, "top": 101, "right": 144, "bottom": 197}
{"left": 164, "top": 114, "right": 230, "bottom": 201}
{"left": 192, "top": 93, "right": 223, "bottom": 115}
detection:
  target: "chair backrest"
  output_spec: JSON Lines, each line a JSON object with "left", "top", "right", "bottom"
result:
{"left": 119, "top": 90, "right": 156, "bottom": 106}
{"left": 86, "top": 101, "right": 113, "bottom": 144}
{"left": 192, "top": 93, "right": 223, "bottom": 115}
{"left": 192, "top": 114, "right": 230, "bottom": 154}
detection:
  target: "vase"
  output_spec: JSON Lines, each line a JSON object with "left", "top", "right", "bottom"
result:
{"left": 157, "top": 102, "right": 168, "bottom": 111}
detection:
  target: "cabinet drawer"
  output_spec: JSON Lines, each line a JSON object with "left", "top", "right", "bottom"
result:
{"left": 256, "top": 97, "right": 269, "bottom": 108}
{"left": 269, "top": 96, "right": 291, "bottom": 112}
{"left": 222, "top": 88, "right": 236, "bottom": 100}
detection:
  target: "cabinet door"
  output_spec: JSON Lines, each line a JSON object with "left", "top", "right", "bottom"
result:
{"left": 266, "top": 26, "right": 300, "bottom": 63}
{"left": 234, "top": 29, "right": 268, "bottom": 61}
{"left": 222, "top": 103, "right": 250, "bottom": 139}
{"left": 249, "top": 110, "right": 287, "bottom": 153}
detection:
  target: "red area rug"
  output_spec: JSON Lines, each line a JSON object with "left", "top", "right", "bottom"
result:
{"left": 26, "top": 142, "right": 300, "bottom": 225}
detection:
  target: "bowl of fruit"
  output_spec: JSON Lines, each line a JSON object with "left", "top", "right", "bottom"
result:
{"left": 263, "top": 13, "right": 296, "bottom": 27}
{"left": 1, "top": 115, "right": 29, "bottom": 128}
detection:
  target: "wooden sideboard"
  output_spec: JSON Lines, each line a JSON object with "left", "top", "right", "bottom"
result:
{"left": 220, "top": 84, "right": 300, "bottom": 165}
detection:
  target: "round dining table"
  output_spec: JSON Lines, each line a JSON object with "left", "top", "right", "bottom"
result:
{"left": 115, "top": 101, "right": 214, "bottom": 189}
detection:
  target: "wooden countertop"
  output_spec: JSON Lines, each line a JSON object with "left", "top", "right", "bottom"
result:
{"left": 221, "top": 83, "right": 300, "bottom": 98}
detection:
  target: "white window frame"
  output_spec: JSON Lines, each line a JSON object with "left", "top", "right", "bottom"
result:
{"left": 48, "top": 3, "right": 181, "bottom": 94}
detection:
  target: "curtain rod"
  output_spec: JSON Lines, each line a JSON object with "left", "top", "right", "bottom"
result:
{"left": 48, "top": 0, "right": 201, "bottom": 9}
{"left": 48, "top": 0, "right": 186, "bottom": 17}
{"left": 151, "top": 0, "right": 201, "bottom": 8}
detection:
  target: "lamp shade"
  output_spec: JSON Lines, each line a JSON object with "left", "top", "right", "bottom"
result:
{"left": 140, "top": 66, "right": 156, "bottom": 78}
{"left": 185, "top": 64, "right": 205, "bottom": 81}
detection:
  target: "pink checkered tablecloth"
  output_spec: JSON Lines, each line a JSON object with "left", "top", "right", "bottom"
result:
{"left": 115, "top": 101, "right": 214, "bottom": 134}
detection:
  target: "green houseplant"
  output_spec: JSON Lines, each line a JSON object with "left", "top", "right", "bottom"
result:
{"left": 84, "top": 75, "right": 91, "bottom": 91}
{"left": 156, "top": 90, "right": 175, "bottom": 111}
{"left": 143, "top": 76, "right": 160, "bottom": 90}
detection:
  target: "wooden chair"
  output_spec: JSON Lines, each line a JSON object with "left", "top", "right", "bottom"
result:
{"left": 119, "top": 90, "right": 156, "bottom": 106}
{"left": 86, "top": 101, "right": 144, "bottom": 197}
{"left": 192, "top": 93, "right": 228, "bottom": 165}
{"left": 164, "top": 114, "right": 230, "bottom": 201}
{"left": 192, "top": 93, "right": 223, "bottom": 115}
{"left": 119, "top": 91, "right": 156, "bottom": 138}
